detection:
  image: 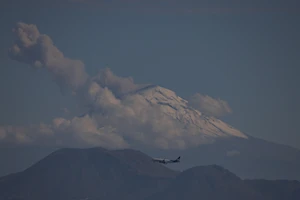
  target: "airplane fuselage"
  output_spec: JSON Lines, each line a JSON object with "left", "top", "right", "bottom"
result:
{"left": 152, "top": 156, "right": 181, "bottom": 164}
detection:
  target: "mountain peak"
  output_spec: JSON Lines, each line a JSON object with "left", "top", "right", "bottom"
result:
{"left": 25, "top": 147, "right": 176, "bottom": 176}
{"left": 0, "top": 147, "right": 177, "bottom": 200}
{"left": 178, "top": 164, "right": 240, "bottom": 181}
{"left": 126, "top": 85, "right": 248, "bottom": 141}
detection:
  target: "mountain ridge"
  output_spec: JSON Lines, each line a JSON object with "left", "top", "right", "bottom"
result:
{"left": 1, "top": 85, "right": 300, "bottom": 180}
{"left": 1, "top": 147, "right": 300, "bottom": 200}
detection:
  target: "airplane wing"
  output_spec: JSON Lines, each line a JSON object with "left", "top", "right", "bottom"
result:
{"left": 152, "top": 156, "right": 180, "bottom": 164}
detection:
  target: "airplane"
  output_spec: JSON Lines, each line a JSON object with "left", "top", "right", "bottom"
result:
{"left": 152, "top": 156, "right": 181, "bottom": 164}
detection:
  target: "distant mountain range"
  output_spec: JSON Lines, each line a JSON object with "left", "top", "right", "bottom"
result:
{"left": 1, "top": 85, "right": 300, "bottom": 181}
{"left": 146, "top": 135, "right": 300, "bottom": 180}
{"left": 0, "top": 147, "right": 299, "bottom": 200}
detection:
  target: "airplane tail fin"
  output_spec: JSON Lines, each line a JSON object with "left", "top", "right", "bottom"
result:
{"left": 176, "top": 156, "right": 181, "bottom": 161}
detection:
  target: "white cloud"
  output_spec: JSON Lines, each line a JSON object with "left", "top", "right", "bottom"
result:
{"left": 0, "top": 115, "right": 129, "bottom": 149}
{"left": 188, "top": 93, "right": 232, "bottom": 117}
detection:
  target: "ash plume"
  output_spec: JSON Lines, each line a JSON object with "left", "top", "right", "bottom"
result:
{"left": 3, "top": 22, "right": 238, "bottom": 150}
{"left": 8, "top": 22, "right": 89, "bottom": 93}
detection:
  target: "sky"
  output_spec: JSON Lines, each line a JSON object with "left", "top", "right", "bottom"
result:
{"left": 0, "top": 0, "right": 299, "bottom": 149}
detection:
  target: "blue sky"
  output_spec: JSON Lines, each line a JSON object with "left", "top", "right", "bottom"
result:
{"left": 0, "top": 0, "right": 299, "bottom": 148}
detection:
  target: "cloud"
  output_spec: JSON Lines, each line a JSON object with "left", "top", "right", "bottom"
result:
{"left": 79, "top": 80, "right": 190, "bottom": 149}
{"left": 91, "top": 68, "right": 140, "bottom": 97}
{"left": 226, "top": 150, "right": 241, "bottom": 157}
{"left": 0, "top": 116, "right": 129, "bottom": 149}
{"left": 187, "top": 93, "right": 232, "bottom": 117}
{"left": 5, "top": 22, "right": 187, "bottom": 149}
{"left": 52, "top": 115, "right": 129, "bottom": 148}
{"left": 0, "top": 127, "right": 6, "bottom": 140}
{"left": 4, "top": 22, "right": 238, "bottom": 150}
{"left": 0, "top": 73, "right": 203, "bottom": 149}
{"left": 8, "top": 22, "right": 89, "bottom": 93}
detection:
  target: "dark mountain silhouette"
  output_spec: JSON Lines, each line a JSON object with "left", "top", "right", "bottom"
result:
{"left": 0, "top": 146, "right": 57, "bottom": 177}
{"left": 245, "top": 179, "right": 300, "bottom": 200}
{"left": 0, "top": 147, "right": 176, "bottom": 200}
{"left": 146, "top": 165, "right": 264, "bottom": 200}
{"left": 1, "top": 135, "right": 300, "bottom": 181}
{"left": 144, "top": 136, "right": 300, "bottom": 180}
{"left": 1, "top": 147, "right": 300, "bottom": 200}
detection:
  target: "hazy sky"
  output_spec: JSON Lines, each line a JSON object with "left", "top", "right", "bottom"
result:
{"left": 0, "top": 0, "right": 299, "bottom": 149}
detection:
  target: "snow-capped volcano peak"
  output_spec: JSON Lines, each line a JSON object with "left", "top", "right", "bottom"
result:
{"left": 126, "top": 85, "right": 248, "bottom": 140}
